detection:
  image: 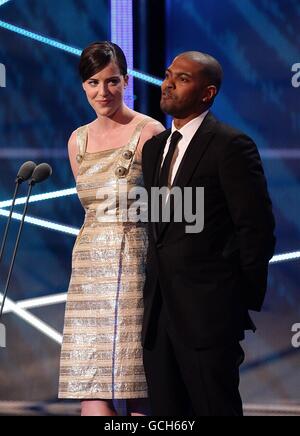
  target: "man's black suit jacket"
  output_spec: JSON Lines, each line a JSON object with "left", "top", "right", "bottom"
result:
{"left": 141, "top": 112, "right": 276, "bottom": 349}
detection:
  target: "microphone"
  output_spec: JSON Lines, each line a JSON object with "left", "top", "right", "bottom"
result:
{"left": 16, "top": 161, "right": 37, "bottom": 184}
{"left": 29, "top": 163, "right": 52, "bottom": 186}
{"left": 0, "top": 162, "right": 52, "bottom": 320}
{"left": 0, "top": 162, "right": 36, "bottom": 266}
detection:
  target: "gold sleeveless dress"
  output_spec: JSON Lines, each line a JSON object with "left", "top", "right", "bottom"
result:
{"left": 59, "top": 120, "right": 150, "bottom": 400}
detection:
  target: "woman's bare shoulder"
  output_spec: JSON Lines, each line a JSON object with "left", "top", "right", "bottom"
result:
{"left": 67, "top": 124, "right": 88, "bottom": 179}
{"left": 68, "top": 129, "right": 78, "bottom": 155}
{"left": 139, "top": 117, "right": 165, "bottom": 140}
{"left": 135, "top": 117, "right": 165, "bottom": 163}
{"left": 68, "top": 123, "right": 90, "bottom": 151}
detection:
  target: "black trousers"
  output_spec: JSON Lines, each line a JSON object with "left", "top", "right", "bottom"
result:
{"left": 143, "top": 298, "right": 245, "bottom": 417}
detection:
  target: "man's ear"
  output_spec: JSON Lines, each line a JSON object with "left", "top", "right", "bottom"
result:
{"left": 124, "top": 74, "right": 129, "bottom": 88}
{"left": 203, "top": 85, "right": 217, "bottom": 103}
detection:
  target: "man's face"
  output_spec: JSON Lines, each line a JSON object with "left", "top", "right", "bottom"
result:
{"left": 160, "top": 56, "right": 208, "bottom": 119}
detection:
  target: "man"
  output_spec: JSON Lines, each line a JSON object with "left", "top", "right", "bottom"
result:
{"left": 141, "top": 52, "right": 276, "bottom": 416}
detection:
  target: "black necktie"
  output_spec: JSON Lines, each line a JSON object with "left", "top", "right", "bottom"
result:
{"left": 159, "top": 130, "right": 183, "bottom": 188}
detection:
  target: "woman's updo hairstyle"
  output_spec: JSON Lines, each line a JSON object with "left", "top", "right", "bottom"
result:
{"left": 79, "top": 41, "right": 128, "bottom": 82}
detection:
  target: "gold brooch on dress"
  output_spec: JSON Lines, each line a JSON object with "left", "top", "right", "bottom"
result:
{"left": 123, "top": 150, "right": 133, "bottom": 160}
{"left": 76, "top": 154, "right": 83, "bottom": 164}
{"left": 115, "top": 166, "right": 128, "bottom": 178}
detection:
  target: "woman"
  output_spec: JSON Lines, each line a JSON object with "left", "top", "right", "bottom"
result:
{"left": 59, "top": 41, "right": 164, "bottom": 416}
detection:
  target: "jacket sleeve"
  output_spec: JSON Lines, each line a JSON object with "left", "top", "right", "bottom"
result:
{"left": 218, "top": 134, "right": 276, "bottom": 311}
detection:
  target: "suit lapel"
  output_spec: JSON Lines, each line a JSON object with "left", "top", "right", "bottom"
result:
{"left": 158, "top": 113, "right": 217, "bottom": 241}
{"left": 145, "top": 130, "right": 171, "bottom": 242}
{"left": 151, "top": 129, "right": 171, "bottom": 186}
{"left": 173, "top": 112, "right": 216, "bottom": 189}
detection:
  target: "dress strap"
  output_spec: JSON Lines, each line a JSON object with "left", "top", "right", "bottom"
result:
{"left": 76, "top": 125, "right": 88, "bottom": 164}
{"left": 115, "top": 118, "right": 152, "bottom": 179}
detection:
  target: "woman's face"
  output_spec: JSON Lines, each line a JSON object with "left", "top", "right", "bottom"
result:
{"left": 83, "top": 61, "right": 128, "bottom": 117}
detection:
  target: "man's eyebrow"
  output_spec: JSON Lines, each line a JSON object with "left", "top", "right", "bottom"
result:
{"left": 165, "top": 69, "right": 192, "bottom": 77}
{"left": 178, "top": 72, "right": 192, "bottom": 77}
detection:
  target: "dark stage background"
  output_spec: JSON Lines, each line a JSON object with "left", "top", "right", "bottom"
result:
{"left": 0, "top": 0, "right": 299, "bottom": 408}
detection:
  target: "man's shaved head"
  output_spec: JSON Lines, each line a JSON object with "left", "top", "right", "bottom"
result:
{"left": 176, "top": 51, "right": 223, "bottom": 93}
{"left": 161, "top": 51, "right": 224, "bottom": 126}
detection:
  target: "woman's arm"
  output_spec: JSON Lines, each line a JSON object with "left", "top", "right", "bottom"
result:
{"left": 68, "top": 130, "right": 80, "bottom": 181}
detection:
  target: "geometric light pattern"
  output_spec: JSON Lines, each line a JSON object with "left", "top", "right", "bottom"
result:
{"left": 0, "top": 188, "right": 77, "bottom": 209}
{"left": 0, "top": 19, "right": 82, "bottom": 55}
{"left": 269, "top": 251, "right": 300, "bottom": 264}
{"left": 1, "top": 293, "right": 67, "bottom": 314}
{"left": 0, "top": 209, "right": 79, "bottom": 235}
{"left": 0, "top": 292, "right": 63, "bottom": 344}
{"left": 0, "top": 20, "right": 163, "bottom": 86}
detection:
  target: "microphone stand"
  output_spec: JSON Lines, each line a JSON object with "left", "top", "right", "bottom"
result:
{"left": 0, "top": 180, "right": 21, "bottom": 265}
{"left": 0, "top": 183, "right": 33, "bottom": 320}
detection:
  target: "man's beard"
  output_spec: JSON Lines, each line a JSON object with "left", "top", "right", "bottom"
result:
{"left": 160, "top": 99, "right": 180, "bottom": 117}
{"left": 160, "top": 101, "right": 188, "bottom": 119}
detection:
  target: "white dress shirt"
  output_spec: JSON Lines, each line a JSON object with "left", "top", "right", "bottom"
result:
{"left": 161, "top": 111, "right": 209, "bottom": 185}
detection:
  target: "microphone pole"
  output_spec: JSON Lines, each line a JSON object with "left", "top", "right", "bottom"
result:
{"left": 0, "top": 184, "right": 19, "bottom": 265}
{"left": 0, "top": 163, "right": 52, "bottom": 321}
{"left": 0, "top": 161, "right": 36, "bottom": 265}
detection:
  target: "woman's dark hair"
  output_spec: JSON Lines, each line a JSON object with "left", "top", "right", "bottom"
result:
{"left": 79, "top": 41, "right": 128, "bottom": 82}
